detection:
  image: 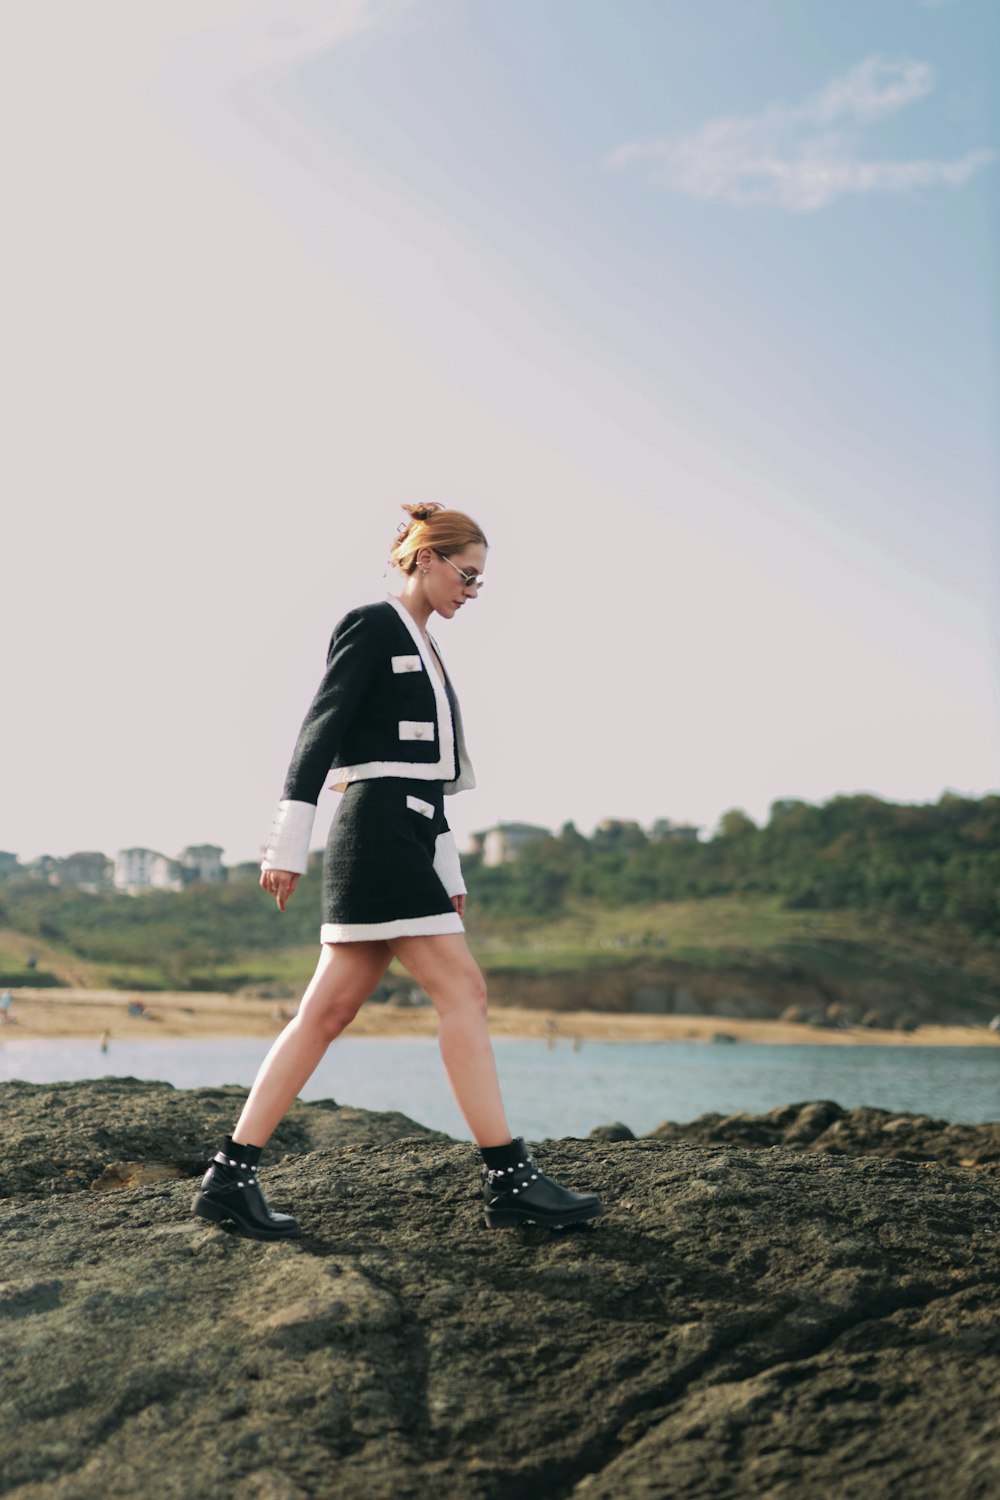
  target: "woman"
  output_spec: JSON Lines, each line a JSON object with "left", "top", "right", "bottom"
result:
{"left": 193, "top": 503, "right": 604, "bottom": 1241}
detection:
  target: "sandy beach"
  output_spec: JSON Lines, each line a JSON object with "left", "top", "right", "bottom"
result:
{"left": 1, "top": 987, "right": 998, "bottom": 1047}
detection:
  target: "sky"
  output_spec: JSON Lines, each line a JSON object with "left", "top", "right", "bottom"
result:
{"left": 2, "top": 0, "right": 997, "bottom": 868}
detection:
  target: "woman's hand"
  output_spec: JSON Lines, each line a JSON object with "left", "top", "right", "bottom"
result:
{"left": 260, "top": 868, "right": 300, "bottom": 912}
{"left": 452, "top": 894, "right": 466, "bottom": 919}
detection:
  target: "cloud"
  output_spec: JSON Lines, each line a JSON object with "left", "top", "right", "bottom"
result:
{"left": 603, "top": 54, "right": 996, "bottom": 211}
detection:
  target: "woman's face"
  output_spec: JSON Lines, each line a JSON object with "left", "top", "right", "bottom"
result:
{"left": 419, "top": 543, "right": 487, "bottom": 620}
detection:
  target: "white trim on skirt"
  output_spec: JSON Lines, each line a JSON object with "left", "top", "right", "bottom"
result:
{"left": 320, "top": 911, "right": 464, "bottom": 943}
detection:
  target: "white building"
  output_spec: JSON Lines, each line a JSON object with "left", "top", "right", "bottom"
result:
{"left": 150, "top": 855, "right": 187, "bottom": 892}
{"left": 178, "top": 845, "right": 226, "bottom": 883}
{"left": 114, "top": 848, "right": 161, "bottom": 893}
{"left": 469, "top": 822, "right": 552, "bottom": 867}
{"left": 115, "top": 844, "right": 228, "bottom": 893}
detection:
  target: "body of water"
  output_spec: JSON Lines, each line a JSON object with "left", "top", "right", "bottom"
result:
{"left": 0, "top": 1035, "right": 996, "bottom": 1139}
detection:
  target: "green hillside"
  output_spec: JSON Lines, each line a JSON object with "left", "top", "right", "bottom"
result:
{"left": 0, "top": 792, "right": 997, "bottom": 1022}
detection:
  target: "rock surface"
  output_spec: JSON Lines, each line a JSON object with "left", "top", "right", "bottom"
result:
{"left": 644, "top": 1098, "right": 1000, "bottom": 1174}
{"left": 0, "top": 1077, "right": 455, "bottom": 1202}
{"left": 1, "top": 1079, "right": 998, "bottom": 1499}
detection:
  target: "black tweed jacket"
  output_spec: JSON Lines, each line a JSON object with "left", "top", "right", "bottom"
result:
{"left": 261, "top": 595, "right": 474, "bottom": 888}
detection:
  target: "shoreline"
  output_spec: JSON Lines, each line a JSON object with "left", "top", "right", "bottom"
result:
{"left": 1, "top": 988, "right": 999, "bottom": 1047}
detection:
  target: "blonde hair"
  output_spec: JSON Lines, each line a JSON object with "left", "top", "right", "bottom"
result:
{"left": 389, "top": 502, "right": 488, "bottom": 576}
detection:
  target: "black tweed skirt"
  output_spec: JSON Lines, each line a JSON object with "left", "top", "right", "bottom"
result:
{"left": 320, "top": 777, "right": 464, "bottom": 942}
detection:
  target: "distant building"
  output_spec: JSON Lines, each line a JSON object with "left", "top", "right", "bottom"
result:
{"left": 150, "top": 854, "right": 189, "bottom": 892}
{"left": 0, "top": 851, "right": 21, "bottom": 880}
{"left": 469, "top": 822, "right": 552, "bottom": 867}
{"left": 27, "top": 854, "right": 61, "bottom": 883}
{"left": 115, "top": 844, "right": 228, "bottom": 894}
{"left": 58, "top": 852, "right": 113, "bottom": 892}
{"left": 178, "top": 845, "right": 226, "bottom": 884}
{"left": 648, "top": 818, "right": 701, "bottom": 843}
{"left": 115, "top": 848, "right": 162, "bottom": 894}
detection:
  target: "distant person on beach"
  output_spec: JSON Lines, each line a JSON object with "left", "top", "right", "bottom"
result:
{"left": 192, "top": 503, "right": 604, "bottom": 1241}
{"left": 0, "top": 990, "right": 11, "bottom": 1023}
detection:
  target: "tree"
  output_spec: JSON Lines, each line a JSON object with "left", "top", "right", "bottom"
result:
{"left": 717, "top": 809, "right": 758, "bottom": 840}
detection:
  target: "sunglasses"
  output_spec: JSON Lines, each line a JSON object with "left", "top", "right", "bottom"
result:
{"left": 436, "top": 551, "right": 485, "bottom": 590}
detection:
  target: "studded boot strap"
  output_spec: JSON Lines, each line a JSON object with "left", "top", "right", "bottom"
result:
{"left": 485, "top": 1154, "right": 543, "bottom": 1197}
{"left": 212, "top": 1151, "right": 262, "bottom": 1192}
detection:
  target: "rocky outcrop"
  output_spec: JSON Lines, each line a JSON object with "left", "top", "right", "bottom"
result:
{"left": 1, "top": 1080, "right": 998, "bottom": 1499}
{"left": 643, "top": 1099, "right": 1000, "bottom": 1173}
{"left": 0, "top": 1077, "right": 454, "bottom": 1202}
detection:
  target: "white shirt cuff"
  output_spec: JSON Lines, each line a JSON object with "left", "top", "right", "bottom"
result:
{"left": 433, "top": 829, "right": 466, "bottom": 898}
{"left": 261, "top": 799, "right": 315, "bottom": 875}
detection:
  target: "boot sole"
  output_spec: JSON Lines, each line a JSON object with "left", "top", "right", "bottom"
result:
{"left": 191, "top": 1192, "right": 303, "bottom": 1241}
{"left": 483, "top": 1200, "right": 605, "bottom": 1230}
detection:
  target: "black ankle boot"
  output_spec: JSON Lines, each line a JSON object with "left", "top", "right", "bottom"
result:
{"left": 192, "top": 1135, "right": 301, "bottom": 1241}
{"left": 481, "top": 1137, "right": 605, "bottom": 1229}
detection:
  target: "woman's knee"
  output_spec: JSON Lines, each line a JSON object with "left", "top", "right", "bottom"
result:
{"left": 469, "top": 966, "right": 489, "bottom": 1011}
{"left": 296, "top": 992, "right": 364, "bottom": 1044}
{"left": 297, "top": 945, "right": 388, "bottom": 1040}
{"left": 433, "top": 963, "right": 489, "bottom": 1021}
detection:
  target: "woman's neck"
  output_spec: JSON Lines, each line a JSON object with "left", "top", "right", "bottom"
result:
{"left": 397, "top": 587, "right": 433, "bottom": 636}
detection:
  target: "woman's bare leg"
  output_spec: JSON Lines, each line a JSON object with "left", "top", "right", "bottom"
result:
{"left": 232, "top": 940, "right": 391, "bottom": 1147}
{"left": 387, "top": 933, "right": 512, "bottom": 1147}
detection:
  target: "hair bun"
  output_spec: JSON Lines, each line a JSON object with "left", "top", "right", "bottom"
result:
{"left": 402, "top": 502, "right": 444, "bottom": 524}
{"left": 389, "top": 502, "right": 487, "bottom": 575}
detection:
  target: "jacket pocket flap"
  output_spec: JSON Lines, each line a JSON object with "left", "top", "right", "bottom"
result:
{"left": 399, "top": 720, "right": 435, "bottom": 742}
{"left": 406, "top": 794, "right": 435, "bottom": 819}
{"left": 391, "top": 654, "right": 423, "bottom": 674}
